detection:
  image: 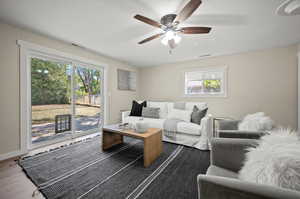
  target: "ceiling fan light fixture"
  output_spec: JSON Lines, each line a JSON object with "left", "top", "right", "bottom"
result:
{"left": 165, "top": 30, "right": 175, "bottom": 40}
{"left": 161, "top": 30, "right": 182, "bottom": 46}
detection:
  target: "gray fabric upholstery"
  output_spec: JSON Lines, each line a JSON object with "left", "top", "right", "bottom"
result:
{"left": 206, "top": 165, "right": 238, "bottom": 179}
{"left": 141, "top": 107, "right": 160, "bottom": 118}
{"left": 198, "top": 175, "right": 300, "bottom": 199}
{"left": 210, "top": 138, "right": 258, "bottom": 172}
{"left": 218, "top": 130, "right": 266, "bottom": 139}
{"left": 173, "top": 102, "right": 186, "bottom": 110}
{"left": 198, "top": 138, "right": 300, "bottom": 199}
{"left": 218, "top": 120, "right": 240, "bottom": 130}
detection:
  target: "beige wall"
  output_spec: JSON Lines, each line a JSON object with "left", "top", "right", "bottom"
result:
{"left": 0, "top": 22, "right": 139, "bottom": 156}
{"left": 140, "top": 46, "right": 298, "bottom": 129}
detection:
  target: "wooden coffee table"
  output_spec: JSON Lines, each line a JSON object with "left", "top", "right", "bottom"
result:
{"left": 102, "top": 124, "right": 163, "bottom": 167}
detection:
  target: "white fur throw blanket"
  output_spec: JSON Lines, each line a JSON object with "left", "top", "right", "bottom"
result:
{"left": 239, "top": 129, "right": 300, "bottom": 191}
{"left": 238, "top": 112, "right": 274, "bottom": 131}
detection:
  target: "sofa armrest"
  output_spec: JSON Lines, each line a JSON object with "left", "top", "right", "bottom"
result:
{"left": 121, "top": 111, "right": 131, "bottom": 123}
{"left": 197, "top": 175, "right": 300, "bottom": 199}
{"left": 211, "top": 138, "right": 258, "bottom": 172}
{"left": 198, "top": 115, "right": 213, "bottom": 147}
{"left": 218, "top": 130, "right": 266, "bottom": 139}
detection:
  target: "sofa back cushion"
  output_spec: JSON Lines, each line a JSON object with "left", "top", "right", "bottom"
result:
{"left": 167, "top": 102, "right": 207, "bottom": 113}
{"left": 167, "top": 108, "right": 192, "bottom": 122}
{"left": 148, "top": 101, "right": 168, "bottom": 119}
{"left": 186, "top": 102, "right": 207, "bottom": 111}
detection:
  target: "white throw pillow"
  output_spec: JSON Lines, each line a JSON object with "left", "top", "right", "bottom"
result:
{"left": 238, "top": 112, "right": 274, "bottom": 131}
{"left": 239, "top": 129, "right": 300, "bottom": 191}
{"left": 167, "top": 109, "right": 192, "bottom": 122}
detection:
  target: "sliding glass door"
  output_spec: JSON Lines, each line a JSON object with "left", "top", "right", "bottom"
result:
{"left": 30, "top": 56, "right": 104, "bottom": 148}
{"left": 74, "top": 66, "right": 102, "bottom": 135}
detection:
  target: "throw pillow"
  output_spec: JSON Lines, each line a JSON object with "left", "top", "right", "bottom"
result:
{"left": 129, "top": 100, "right": 146, "bottom": 116}
{"left": 148, "top": 101, "right": 168, "bottom": 118}
{"left": 191, "top": 105, "right": 208, "bottom": 125}
{"left": 239, "top": 128, "right": 300, "bottom": 191}
{"left": 238, "top": 112, "right": 274, "bottom": 131}
{"left": 142, "top": 107, "right": 160, "bottom": 119}
{"left": 173, "top": 102, "right": 186, "bottom": 110}
{"left": 167, "top": 108, "right": 192, "bottom": 122}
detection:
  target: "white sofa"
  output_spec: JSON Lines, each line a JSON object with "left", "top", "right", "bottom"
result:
{"left": 122, "top": 101, "right": 213, "bottom": 150}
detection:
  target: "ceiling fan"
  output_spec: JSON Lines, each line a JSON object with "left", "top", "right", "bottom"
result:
{"left": 134, "top": 0, "right": 211, "bottom": 51}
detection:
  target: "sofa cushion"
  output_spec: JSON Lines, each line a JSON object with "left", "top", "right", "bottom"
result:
{"left": 186, "top": 102, "right": 207, "bottom": 111}
{"left": 177, "top": 122, "right": 202, "bottom": 136}
{"left": 148, "top": 101, "right": 168, "bottom": 119}
{"left": 124, "top": 116, "right": 202, "bottom": 136}
{"left": 167, "top": 109, "right": 192, "bottom": 122}
{"left": 207, "top": 165, "right": 238, "bottom": 179}
{"left": 173, "top": 102, "right": 186, "bottom": 110}
{"left": 123, "top": 116, "right": 165, "bottom": 129}
{"left": 167, "top": 102, "right": 207, "bottom": 113}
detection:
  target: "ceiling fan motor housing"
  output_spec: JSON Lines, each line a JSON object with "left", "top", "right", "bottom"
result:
{"left": 160, "top": 14, "right": 177, "bottom": 27}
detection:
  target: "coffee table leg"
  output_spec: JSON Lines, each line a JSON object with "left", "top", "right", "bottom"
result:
{"left": 102, "top": 131, "right": 124, "bottom": 150}
{"left": 143, "top": 131, "right": 162, "bottom": 167}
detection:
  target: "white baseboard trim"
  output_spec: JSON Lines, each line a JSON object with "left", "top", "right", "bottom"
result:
{"left": 0, "top": 150, "right": 26, "bottom": 161}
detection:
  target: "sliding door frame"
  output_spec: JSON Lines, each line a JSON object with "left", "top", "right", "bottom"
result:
{"left": 18, "top": 40, "right": 108, "bottom": 153}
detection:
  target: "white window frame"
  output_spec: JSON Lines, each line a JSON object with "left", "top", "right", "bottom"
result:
{"left": 18, "top": 40, "right": 109, "bottom": 153}
{"left": 183, "top": 66, "right": 228, "bottom": 98}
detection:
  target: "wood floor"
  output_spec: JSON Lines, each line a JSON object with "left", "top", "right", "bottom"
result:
{"left": 0, "top": 158, "right": 44, "bottom": 199}
{"left": 0, "top": 133, "right": 99, "bottom": 199}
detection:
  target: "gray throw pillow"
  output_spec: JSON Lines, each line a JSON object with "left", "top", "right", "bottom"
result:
{"left": 191, "top": 105, "right": 208, "bottom": 125}
{"left": 218, "top": 120, "right": 240, "bottom": 130}
{"left": 173, "top": 102, "right": 186, "bottom": 110}
{"left": 142, "top": 107, "right": 160, "bottom": 119}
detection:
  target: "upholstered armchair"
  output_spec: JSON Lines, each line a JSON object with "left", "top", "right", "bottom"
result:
{"left": 213, "top": 117, "right": 267, "bottom": 139}
{"left": 197, "top": 138, "right": 300, "bottom": 199}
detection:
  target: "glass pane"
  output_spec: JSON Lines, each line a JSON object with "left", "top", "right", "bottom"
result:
{"left": 186, "top": 80, "right": 203, "bottom": 94}
{"left": 203, "top": 79, "right": 221, "bottom": 93}
{"left": 75, "top": 66, "right": 101, "bottom": 133}
{"left": 31, "top": 58, "right": 72, "bottom": 144}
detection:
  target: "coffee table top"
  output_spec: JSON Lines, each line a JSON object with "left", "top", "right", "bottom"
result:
{"left": 103, "top": 124, "right": 162, "bottom": 140}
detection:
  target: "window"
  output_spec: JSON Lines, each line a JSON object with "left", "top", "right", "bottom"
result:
{"left": 117, "top": 69, "right": 136, "bottom": 91}
{"left": 184, "top": 67, "right": 227, "bottom": 97}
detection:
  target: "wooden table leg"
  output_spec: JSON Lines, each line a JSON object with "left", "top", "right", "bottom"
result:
{"left": 102, "top": 130, "right": 123, "bottom": 150}
{"left": 143, "top": 130, "right": 162, "bottom": 167}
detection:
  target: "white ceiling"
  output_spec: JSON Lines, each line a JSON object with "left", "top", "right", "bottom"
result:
{"left": 0, "top": 0, "right": 300, "bottom": 67}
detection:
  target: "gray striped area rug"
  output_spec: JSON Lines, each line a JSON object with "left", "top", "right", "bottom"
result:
{"left": 19, "top": 136, "right": 210, "bottom": 199}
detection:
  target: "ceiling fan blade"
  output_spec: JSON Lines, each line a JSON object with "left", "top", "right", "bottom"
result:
{"left": 138, "top": 33, "right": 164, "bottom": 44}
{"left": 134, "top": 14, "right": 162, "bottom": 28}
{"left": 174, "top": 0, "right": 202, "bottom": 23}
{"left": 180, "top": 27, "right": 211, "bottom": 34}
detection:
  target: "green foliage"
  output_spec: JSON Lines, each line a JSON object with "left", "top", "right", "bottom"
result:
{"left": 31, "top": 58, "right": 70, "bottom": 105}
{"left": 75, "top": 67, "right": 101, "bottom": 98}
{"left": 31, "top": 58, "right": 101, "bottom": 105}
{"left": 203, "top": 79, "right": 221, "bottom": 89}
{"left": 203, "top": 79, "right": 221, "bottom": 92}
